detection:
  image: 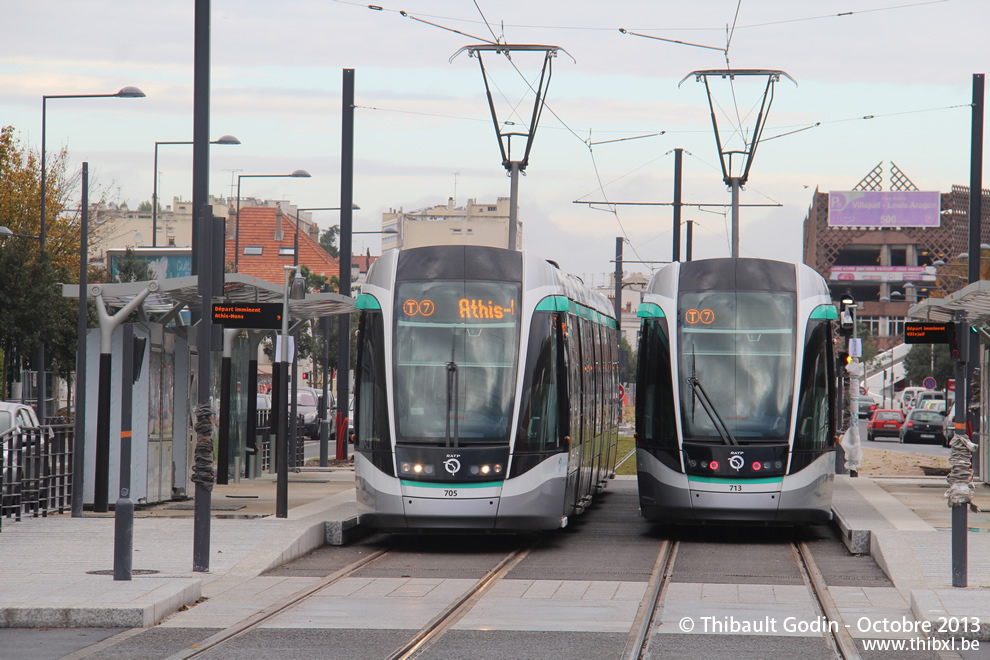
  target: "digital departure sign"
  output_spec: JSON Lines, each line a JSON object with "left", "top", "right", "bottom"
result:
{"left": 212, "top": 303, "right": 283, "bottom": 329}
{"left": 904, "top": 322, "right": 955, "bottom": 344}
{"left": 400, "top": 294, "right": 517, "bottom": 323}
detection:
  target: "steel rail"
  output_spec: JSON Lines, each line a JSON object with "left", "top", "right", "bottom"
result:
{"left": 624, "top": 539, "right": 678, "bottom": 660}
{"left": 387, "top": 546, "right": 534, "bottom": 660}
{"left": 165, "top": 546, "right": 391, "bottom": 660}
{"left": 794, "top": 541, "right": 862, "bottom": 660}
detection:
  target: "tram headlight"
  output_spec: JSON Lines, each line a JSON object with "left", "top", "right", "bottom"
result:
{"left": 494, "top": 464, "right": 502, "bottom": 474}
{"left": 480, "top": 465, "right": 490, "bottom": 475}
{"left": 709, "top": 460, "right": 719, "bottom": 471}
{"left": 470, "top": 465, "right": 480, "bottom": 475}
{"left": 752, "top": 461, "right": 762, "bottom": 471}
{"left": 401, "top": 463, "right": 411, "bottom": 473}
{"left": 413, "top": 464, "right": 423, "bottom": 474}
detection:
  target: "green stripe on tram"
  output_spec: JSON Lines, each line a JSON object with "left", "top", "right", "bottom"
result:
{"left": 637, "top": 302, "right": 665, "bottom": 319}
{"left": 536, "top": 295, "right": 570, "bottom": 312}
{"left": 811, "top": 304, "right": 839, "bottom": 320}
{"left": 687, "top": 475, "right": 783, "bottom": 485}
{"left": 400, "top": 480, "right": 503, "bottom": 489}
{"left": 355, "top": 293, "right": 381, "bottom": 310}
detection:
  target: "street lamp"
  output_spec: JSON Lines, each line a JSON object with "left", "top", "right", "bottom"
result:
{"left": 38, "top": 85, "right": 145, "bottom": 422}
{"left": 276, "top": 265, "right": 306, "bottom": 518}
{"left": 152, "top": 135, "right": 241, "bottom": 247}
{"left": 0, "top": 227, "right": 40, "bottom": 240}
{"left": 234, "top": 170, "right": 312, "bottom": 270}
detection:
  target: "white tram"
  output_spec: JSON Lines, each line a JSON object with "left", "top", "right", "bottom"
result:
{"left": 353, "top": 245, "right": 619, "bottom": 531}
{"left": 634, "top": 258, "right": 837, "bottom": 523}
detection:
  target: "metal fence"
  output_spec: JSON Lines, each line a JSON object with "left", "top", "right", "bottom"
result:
{"left": 253, "top": 409, "right": 307, "bottom": 474}
{"left": 1, "top": 423, "right": 74, "bottom": 532}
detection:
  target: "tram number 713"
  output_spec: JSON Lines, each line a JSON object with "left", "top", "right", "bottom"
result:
{"left": 729, "top": 485, "right": 742, "bottom": 492}
{"left": 444, "top": 490, "right": 459, "bottom": 497}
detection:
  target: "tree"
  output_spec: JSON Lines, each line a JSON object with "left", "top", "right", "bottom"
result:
{"left": 0, "top": 126, "right": 79, "bottom": 397}
{"left": 619, "top": 336, "right": 637, "bottom": 382}
{"left": 903, "top": 343, "right": 953, "bottom": 389}
{"left": 138, "top": 200, "right": 153, "bottom": 212}
{"left": 320, "top": 225, "right": 339, "bottom": 259}
{"left": 114, "top": 247, "right": 150, "bottom": 283}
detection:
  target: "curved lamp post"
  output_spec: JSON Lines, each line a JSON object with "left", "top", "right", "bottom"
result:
{"left": 234, "top": 170, "right": 311, "bottom": 270}
{"left": 152, "top": 135, "right": 240, "bottom": 247}
{"left": 38, "top": 85, "right": 145, "bottom": 424}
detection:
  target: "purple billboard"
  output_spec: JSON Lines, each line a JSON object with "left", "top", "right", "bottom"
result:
{"left": 828, "top": 191, "right": 940, "bottom": 228}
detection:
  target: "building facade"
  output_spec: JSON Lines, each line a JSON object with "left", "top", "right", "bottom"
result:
{"left": 802, "top": 162, "right": 990, "bottom": 351}
{"left": 382, "top": 197, "right": 521, "bottom": 251}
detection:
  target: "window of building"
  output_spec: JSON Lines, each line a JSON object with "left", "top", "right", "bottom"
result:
{"left": 244, "top": 246, "right": 263, "bottom": 256}
{"left": 488, "top": 206, "right": 496, "bottom": 212}
{"left": 279, "top": 247, "right": 295, "bottom": 257}
{"left": 451, "top": 228, "right": 462, "bottom": 234}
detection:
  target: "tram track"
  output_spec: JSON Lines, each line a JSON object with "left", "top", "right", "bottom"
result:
{"left": 165, "top": 542, "right": 533, "bottom": 660}
{"left": 625, "top": 535, "right": 862, "bottom": 660}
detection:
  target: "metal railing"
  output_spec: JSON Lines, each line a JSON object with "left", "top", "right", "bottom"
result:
{"left": 1, "top": 423, "right": 74, "bottom": 532}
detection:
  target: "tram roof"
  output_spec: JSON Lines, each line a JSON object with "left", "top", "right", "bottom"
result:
{"left": 907, "top": 279, "right": 990, "bottom": 326}
{"left": 62, "top": 273, "right": 355, "bottom": 320}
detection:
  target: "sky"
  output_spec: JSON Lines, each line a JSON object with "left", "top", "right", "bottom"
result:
{"left": 1, "top": 0, "right": 988, "bottom": 285}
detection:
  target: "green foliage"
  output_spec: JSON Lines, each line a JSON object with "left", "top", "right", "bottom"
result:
{"left": 114, "top": 247, "right": 151, "bottom": 283}
{"left": 903, "top": 343, "right": 954, "bottom": 389}
{"left": 138, "top": 200, "right": 153, "bottom": 212}
{"left": 319, "top": 225, "right": 340, "bottom": 259}
{"left": 0, "top": 126, "right": 79, "bottom": 395}
{"left": 299, "top": 265, "right": 326, "bottom": 292}
{"left": 620, "top": 335, "right": 637, "bottom": 382}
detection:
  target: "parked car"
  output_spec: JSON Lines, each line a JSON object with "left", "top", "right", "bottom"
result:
{"left": 0, "top": 401, "right": 41, "bottom": 436}
{"left": 900, "top": 409, "right": 947, "bottom": 445}
{"left": 257, "top": 393, "right": 272, "bottom": 410}
{"left": 899, "top": 387, "right": 927, "bottom": 413}
{"left": 866, "top": 409, "right": 905, "bottom": 442}
{"left": 294, "top": 386, "right": 335, "bottom": 441}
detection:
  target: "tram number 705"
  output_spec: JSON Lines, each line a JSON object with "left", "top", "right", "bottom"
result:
{"left": 729, "top": 485, "right": 742, "bottom": 492}
{"left": 444, "top": 490, "right": 459, "bottom": 497}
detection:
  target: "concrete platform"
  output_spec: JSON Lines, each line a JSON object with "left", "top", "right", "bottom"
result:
{"left": 0, "top": 470, "right": 360, "bottom": 629}
{"left": 830, "top": 475, "right": 990, "bottom": 640}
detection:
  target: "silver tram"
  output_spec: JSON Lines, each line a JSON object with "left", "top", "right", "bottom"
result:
{"left": 634, "top": 258, "right": 837, "bottom": 523}
{"left": 353, "top": 245, "right": 620, "bottom": 531}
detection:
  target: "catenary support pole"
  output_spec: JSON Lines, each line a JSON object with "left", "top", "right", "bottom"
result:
{"left": 673, "top": 148, "right": 682, "bottom": 262}
{"left": 614, "top": 237, "right": 623, "bottom": 341}
{"left": 730, "top": 176, "right": 741, "bottom": 258}
{"left": 508, "top": 161, "right": 520, "bottom": 250}
{"left": 686, "top": 220, "right": 694, "bottom": 261}
{"left": 72, "top": 163, "right": 89, "bottom": 517}
{"left": 336, "top": 68, "right": 355, "bottom": 461}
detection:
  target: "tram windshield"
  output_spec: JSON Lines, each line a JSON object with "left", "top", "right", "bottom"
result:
{"left": 678, "top": 290, "right": 795, "bottom": 443}
{"left": 394, "top": 280, "right": 520, "bottom": 446}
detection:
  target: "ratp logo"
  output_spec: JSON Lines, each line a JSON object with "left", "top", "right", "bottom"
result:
{"left": 443, "top": 458, "right": 461, "bottom": 475}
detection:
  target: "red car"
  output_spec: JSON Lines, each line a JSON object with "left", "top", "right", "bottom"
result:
{"left": 866, "top": 409, "right": 905, "bottom": 442}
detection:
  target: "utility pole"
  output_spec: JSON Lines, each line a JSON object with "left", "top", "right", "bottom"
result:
{"left": 673, "top": 148, "right": 682, "bottom": 261}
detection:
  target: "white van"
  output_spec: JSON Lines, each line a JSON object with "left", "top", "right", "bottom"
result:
{"left": 899, "top": 387, "right": 927, "bottom": 413}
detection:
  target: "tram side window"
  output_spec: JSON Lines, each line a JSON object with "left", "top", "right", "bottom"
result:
{"left": 356, "top": 311, "right": 393, "bottom": 475}
{"left": 636, "top": 318, "right": 678, "bottom": 453}
{"left": 516, "top": 311, "right": 566, "bottom": 453}
{"left": 791, "top": 321, "right": 833, "bottom": 473}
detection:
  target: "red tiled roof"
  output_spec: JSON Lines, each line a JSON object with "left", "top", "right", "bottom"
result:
{"left": 353, "top": 253, "right": 379, "bottom": 274}
{"left": 226, "top": 207, "right": 339, "bottom": 287}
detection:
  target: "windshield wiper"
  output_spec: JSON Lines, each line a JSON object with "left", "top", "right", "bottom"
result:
{"left": 686, "top": 377, "right": 737, "bottom": 446}
{"left": 445, "top": 341, "right": 460, "bottom": 448}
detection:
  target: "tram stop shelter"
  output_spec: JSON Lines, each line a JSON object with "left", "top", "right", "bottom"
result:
{"left": 62, "top": 273, "right": 355, "bottom": 507}
{"left": 907, "top": 279, "right": 990, "bottom": 480}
